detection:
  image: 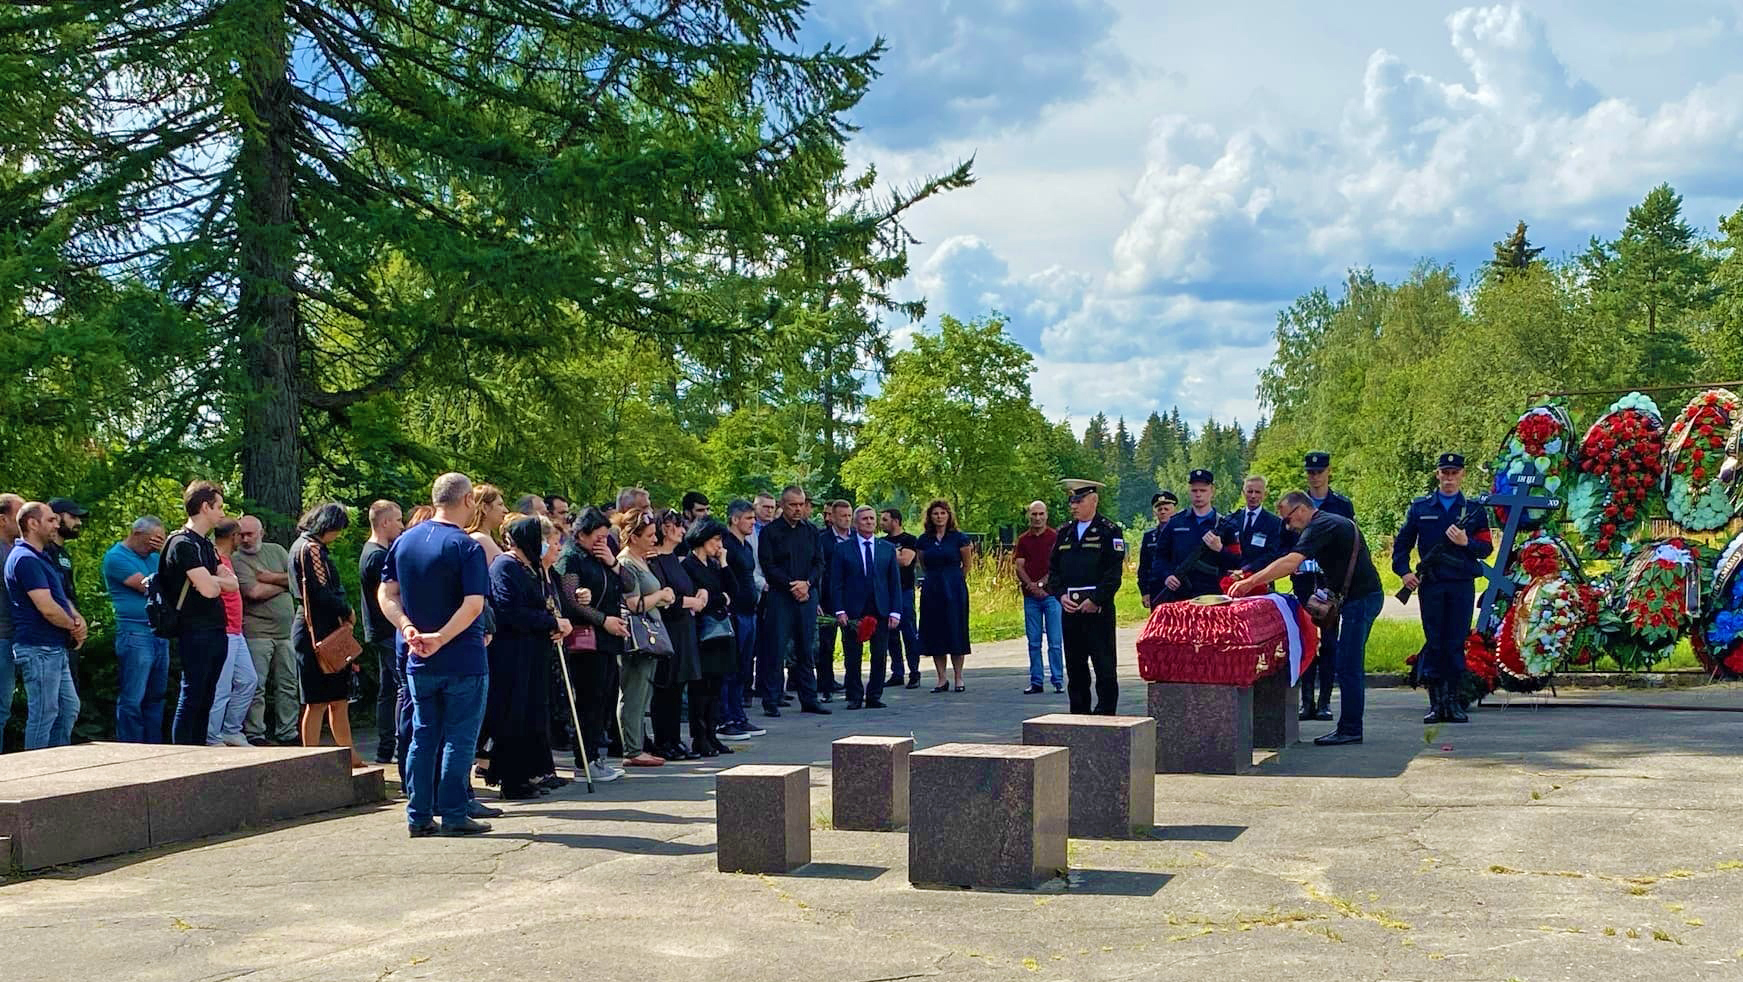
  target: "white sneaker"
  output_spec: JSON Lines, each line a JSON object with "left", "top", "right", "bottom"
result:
{"left": 221, "top": 733, "right": 250, "bottom": 747}
{"left": 587, "top": 761, "right": 623, "bottom": 783}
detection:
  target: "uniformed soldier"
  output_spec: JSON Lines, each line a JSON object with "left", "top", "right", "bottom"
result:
{"left": 1047, "top": 479, "right": 1125, "bottom": 715}
{"left": 1136, "top": 490, "right": 1178, "bottom": 607}
{"left": 1295, "top": 451, "right": 1356, "bottom": 721}
{"left": 1392, "top": 453, "right": 1492, "bottom": 725}
{"left": 1154, "top": 469, "right": 1239, "bottom": 601}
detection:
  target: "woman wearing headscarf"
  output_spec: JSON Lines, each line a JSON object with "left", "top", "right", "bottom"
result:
{"left": 483, "top": 515, "right": 568, "bottom": 799}
{"left": 647, "top": 510, "right": 704, "bottom": 760}
{"left": 290, "top": 502, "right": 363, "bottom": 768}
{"left": 680, "top": 520, "right": 738, "bottom": 758}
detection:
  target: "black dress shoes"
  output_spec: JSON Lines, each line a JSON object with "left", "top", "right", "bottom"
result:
{"left": 905, "top": 678, "right": 921, "bottom": 689}
{"left": 1315, "top": 709, "right": 1334, "bottom": 720}
{"left": 864, "top": 699, "right": 886, "bottom": 709}
{"left": 800, "top": 704, "right": 832, "bottom": 715}
{"left": 845, "top": 701, "right": 863, "bottom": 710}
{"left": 818, "top": 691, "right": 833, "bottom": 703}
{"left": 885, "top": 674, "right": 904, "bottom": 688}
{"left": 1313, "top": 732, "right": 1362, "bottom": 746}
{"left": 763, "top": 706, "right": 782, "bottom": 718}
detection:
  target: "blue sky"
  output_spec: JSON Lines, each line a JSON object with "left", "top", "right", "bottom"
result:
{"left": 818, "top": 0, "right": 1743, "bottom": 431}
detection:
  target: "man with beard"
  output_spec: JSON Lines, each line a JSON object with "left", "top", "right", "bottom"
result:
{"left": 45, "top": 498, "right": 88, "bottom": 713}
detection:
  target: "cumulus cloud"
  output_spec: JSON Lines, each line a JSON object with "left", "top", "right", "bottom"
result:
{"left": 808, "top": 0, "right": 1124, "bottom": 149}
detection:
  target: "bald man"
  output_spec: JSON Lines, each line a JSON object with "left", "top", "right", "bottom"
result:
{"left": 1013, "top": 500, "right": 1064, "bottom": 694}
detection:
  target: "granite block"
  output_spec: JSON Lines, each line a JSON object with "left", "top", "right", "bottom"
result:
{"left": 144, "top": 765, "right": 257, "bottom": 846}
{"left": 716, "top": 765, "right": 810, "bottom": 873}
{"left": 253, "top": 749, "right": 354, "bottom": 823}
{"left": 1252, "top": 671, "right": 1300, "bottom": 749}
{"left": 1148, "top": 682, "right": 1253, "bottom": 775}
{"left": 831, "top": 736, "right": 912, "bottom": 831}
{"left": 1022, "top": 715, "right": 1156, "bottom": 838}
{"left": 1, "top": 784, "right": 152, "bottom": 870}
{"left": 351, "top": 765, "right": 388, "bottom": 806}
{"left": 909, "top": 743, "right": 1068, "bottom": 889}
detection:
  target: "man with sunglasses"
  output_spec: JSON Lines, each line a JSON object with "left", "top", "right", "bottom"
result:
{"left": 1230, "top": 491, "right": 1382, "bottom": 746}
{"left": 1046, "top": 479, "right": 1125, "bottom": 714}
{"left": 1393, "top": 453, "right": 1492, "bottom": 725}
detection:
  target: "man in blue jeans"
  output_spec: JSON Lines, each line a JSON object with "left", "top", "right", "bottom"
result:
{"left": 4, "top": 502, "right": 86, "bottom": 749}
{"left": 0, "top": 492, "right": 24, "bottom": 748}
{"left": 1229, "top": 491, "right": 1383, "bottom": 745}
{"left": 103, "top": 516, "right": 170, "bottom": 742}
{"left": 1013, "top": 500, "right": 1064, "bottom": 694}
{"left": 380, "top": 472, "right": 492, "bottom": 837}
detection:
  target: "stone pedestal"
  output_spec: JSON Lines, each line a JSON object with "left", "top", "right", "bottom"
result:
{"left": 1251, "top": 671, "right": 1300, "bottom": 749}
{"left": 1022, "top": 714, "right": 1155, "bottom": 838}
{"left": 716, "top": 765, "right": 810, "bottom": 873}
{"left": 831, "top": 736, "right": 912, "bottom": 831}
{"left": 1147, "top": 682, "right": 1253, "bottom": 775}
{"left": 909, "top": 743, "right": 1068, "bottom": 889}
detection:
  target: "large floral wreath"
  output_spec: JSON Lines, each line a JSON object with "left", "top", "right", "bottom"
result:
{"left": 1600, "top": 538, "right": 1706, "bottom": 671}
{"left": 1663, "top": 389, "right": 1740, "bottom": 531}
{"left": 1700, "top": 532, "right": 1743, "bottom": 679}
{"left": 1490, "top": 404, "right": 1575, "bottom": 529}
{"left": 1568, "top": 392, "right": 1664, "bottom": 556}
{"left": 1495, "top": 536, "right": 1604, "bottom": 684}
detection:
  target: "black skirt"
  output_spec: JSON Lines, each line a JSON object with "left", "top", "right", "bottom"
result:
{"left": 294, "top": 618, "right": 351, "bottom": 704}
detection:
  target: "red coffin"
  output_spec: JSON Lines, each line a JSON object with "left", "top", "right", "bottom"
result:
{"left": 1136, "top": 597, "right": 1318, "bottom": 686}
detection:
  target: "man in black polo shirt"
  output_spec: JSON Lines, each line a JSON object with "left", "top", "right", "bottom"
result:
{"left": 756, "top": 485, "right": 830, "bottom": 716}
{"left": 162, "top": 481, "right": 238, "bottom": 745}
{"left": 1230, "top": 490, "right": 1382, "bottom": 746}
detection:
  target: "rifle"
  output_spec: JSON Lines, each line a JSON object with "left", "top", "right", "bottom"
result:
{"left": 1155, "top": 515, "right": 1237, "bottom": 603}
{"left": 1395, "top": 497, "right": 1488, "bottom": 603}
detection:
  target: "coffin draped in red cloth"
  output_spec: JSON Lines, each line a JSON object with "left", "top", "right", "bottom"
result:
{"left": 1136, "top": 596, "right": 1318, "bottom": 686}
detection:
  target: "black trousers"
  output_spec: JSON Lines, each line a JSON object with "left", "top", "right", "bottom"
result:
{"left": 687, "top": 676, "right": 720, "bottom": 745}
{"left": 171, "top": 625, "right": 228, "bottom": 746}
{"left": 816, "top": 619, "right": 840, "bottom": 691}
{"left": 369, "top": 642, "right": 398, "bottom": 761}
{"left": 1062, "top": 609, "right": 1118, "bottom": 715}
{"left": 839, "top": 612, "right": 889, "bottom": 705}
{"left": 650, "top": 679, "right": 683, "bottom": 748}
{"left": 1418, "top": 579, "right": 1475, "bottom": 683}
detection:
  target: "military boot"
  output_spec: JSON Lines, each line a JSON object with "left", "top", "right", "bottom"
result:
{"left": 1422, "top": 681, "right": 1443, "bottom": 724}
{"left": 1443, "top": 680, "right": 1469, "bottom": 723}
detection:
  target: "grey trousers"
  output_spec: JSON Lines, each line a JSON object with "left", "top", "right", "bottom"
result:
{"left": 616, "top": 653, "right": 656, "bottom": 757}
{"left": 245, "top": 636, "right": 300, "bottom": 741}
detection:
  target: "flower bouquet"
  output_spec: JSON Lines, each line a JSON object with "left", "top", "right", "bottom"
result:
{"left": 1492, "top": 535, "right": 1603, "bottom": 688}
{"left": 1489, "top": 403, "right": 1574, "bottom": 529}
{"left": 1569, "top": 392, "right": 1664, "bottom": 555}
{"left": 1663, "top": 389, "right": 1740, "bottom": 531}
{"left": 1599, "top": 538, "right": 1705, "bottom": 671}
{"left": 1699, "top": 531, "right": 1743, "bottom": 679}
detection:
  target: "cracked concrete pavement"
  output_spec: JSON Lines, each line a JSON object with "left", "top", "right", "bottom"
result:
{"left": 6, "top": 655, "right": 1743, "bottom": 982}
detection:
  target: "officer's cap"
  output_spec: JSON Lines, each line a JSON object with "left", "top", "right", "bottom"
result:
{"left": 1060, "top": 479, "right": 1103, "bottom": 501}
{"left": 1187, "top": 469, "right": 1214, "bottom": 486}
{"left": 1303, "top": 451, "right": 1331, "bottom": 471}
{"left": 1437, "top": 452, "right": 1466, "bottom": 470}
{"left": 1151, "top": 490, "right": 1178, "bottom": 507}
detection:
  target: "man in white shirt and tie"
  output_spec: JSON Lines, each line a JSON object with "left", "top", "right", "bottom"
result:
{"left": 829, "top": 506, "right": 903, "bottom": 710}
{"left": 1233, "top": 476, "right": 1285, "bottom": 574}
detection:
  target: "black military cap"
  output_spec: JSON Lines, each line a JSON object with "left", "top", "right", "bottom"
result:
{"left": 1437, "top": 452, "right": 1466, "bottom": 470}
{"left": 1151, "top": 490, "right": 1178, "bottom": 506}
{"left": 47, "top": 497, "right": 88, "bottom": 517}
{"left": 1187, "top": 469, "right": 1214, "bottom": 486}
{"left": 1304, "top": 451, "right": 1331, "bottom": 471}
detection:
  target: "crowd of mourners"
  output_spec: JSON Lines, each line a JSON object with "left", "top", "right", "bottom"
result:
{"left": 0, "top": 475, "right": 987, "bottom": 836}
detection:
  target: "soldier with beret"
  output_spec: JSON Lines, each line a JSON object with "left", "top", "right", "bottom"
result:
{"left": 1393, "top": 452, "right": 1492, "bottom": 724}
{"left": 1294, "top": 451, "right": 1355, "bottom": 720}
{"left": 1046, "top": 480, "right": 1125, "bottom": 715}
{"left": 1136, "top": 490, "right": 1178, "bottom": 608}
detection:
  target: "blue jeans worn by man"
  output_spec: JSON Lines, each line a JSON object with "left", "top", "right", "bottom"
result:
{"left": 206, "top": 633, "right": 259, "bottom": 744}
{"left": 720, "top": 611, "right": 756, "bottom": 725}
{"left": 113, "top": 629, "right": 169, "bottom": 743}
{"left": 17, "top": 642, "right": 79, "bottom": 749}
{"left": 761, "top": 590, "right": 820, "bottom": 710}
{"left": 1330, "top": 591, "right": 1383, "bottom": 739}
{"left": 405, "top": 671, "right": 489, "bottom": 828}
{"left": 1023, "top": 593, "right": 1065, "bottom": 689}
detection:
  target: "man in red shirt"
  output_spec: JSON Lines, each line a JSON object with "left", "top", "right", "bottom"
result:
{"left": 1013, "top": 500, "right": 1063, "bottom": 694}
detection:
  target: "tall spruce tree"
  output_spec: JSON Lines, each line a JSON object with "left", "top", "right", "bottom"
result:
{"left": 1, "top": 1, "right": 968, "bottom": 534}
{"left": 1487, "top": 220, "right": 1544, "bottom": 279}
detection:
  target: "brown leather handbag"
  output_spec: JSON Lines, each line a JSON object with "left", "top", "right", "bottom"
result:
{"left": 299, "top": 543, "right": 361, "bottom": 673}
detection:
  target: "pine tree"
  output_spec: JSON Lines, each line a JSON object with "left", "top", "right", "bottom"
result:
{"left": 1488, "top": 220, "right": 1545, "bottom": 279}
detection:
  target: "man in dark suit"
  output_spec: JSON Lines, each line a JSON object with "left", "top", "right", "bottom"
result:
{"left": 828, "top": 506, "right": 903, "bottom": 710}
{"left": 1232, "top": 476, "right": 1285, "bottom": 573}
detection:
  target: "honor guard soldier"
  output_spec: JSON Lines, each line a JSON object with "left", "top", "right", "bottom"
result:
{"left": 1295, "top": 451, "right": 1356, "bottom": 720}
{"left": 1154, "top": 470, "right": 1239, "bottom": 601}
{"left": 1136, "top": 490, "right": 1179, "bottom": 607}
{"left": 1393, "top": 453, "right": 1492, "bottom": 725}
{"left": 1047, "top": 479, "right": 1125, "bottom": 715}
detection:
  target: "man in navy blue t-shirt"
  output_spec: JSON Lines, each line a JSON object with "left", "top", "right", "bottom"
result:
{"left": 380, "top": 472, "right": 491, "bottom": 837}
{"left": 4, "top": 502, "right": 86, "bottom": 749}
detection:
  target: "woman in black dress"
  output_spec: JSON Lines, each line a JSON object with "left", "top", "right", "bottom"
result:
{"left": 554, "top": 507, "right": 627, "bottom": 782}
{"left": 918, "top": 498, "right": 974, "bottom": 693}
{"left": 290, "top": 503, "right": 363, "bottom": 768}
{"left": 681, "top": 521, "right": 738, "bottom": 758}
{"left": 485, "top": 516, "right": 569, "bottom": 799}
{"left": 647, "top": 510, "right": 704, "bottom": 761}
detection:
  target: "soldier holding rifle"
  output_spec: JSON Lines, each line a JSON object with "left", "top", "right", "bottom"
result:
{"left": 1392, "top": 453, "right": 1492, "bottom": 725}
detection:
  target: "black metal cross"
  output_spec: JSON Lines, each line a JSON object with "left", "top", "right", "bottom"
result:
{"left": 1476, "top": 461, "right": 1560, "bottom": 634}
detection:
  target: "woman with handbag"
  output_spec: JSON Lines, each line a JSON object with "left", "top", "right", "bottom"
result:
{"left": 681, "top": 520, "right": 738, "bottom": 758}
{"left": 554, "top": 507, "right": 625, "bottom": 782}
{"left": 615, "top": 507, "right": 673, "bottom": 768}
{"left": 290, "top": 502, "right": 364, "bottom": 769}
{"left": 483, "top": 516, "right": 567, "bottom": 799}
{"left": 648, "top": 510, "right": 705, "bottom": 761}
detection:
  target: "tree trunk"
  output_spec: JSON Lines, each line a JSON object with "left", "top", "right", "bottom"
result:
{"left": 236, "top": 5, "right": 301, "bottom": 543}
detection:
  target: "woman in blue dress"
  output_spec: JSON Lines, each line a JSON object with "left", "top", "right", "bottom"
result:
{"left": 917, "top": 499, "right": 974, "bottom": 692}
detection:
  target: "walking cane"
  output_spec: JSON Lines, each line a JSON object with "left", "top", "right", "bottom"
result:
{"left": 554, "top": 641, "right": 595, "bottom": 793}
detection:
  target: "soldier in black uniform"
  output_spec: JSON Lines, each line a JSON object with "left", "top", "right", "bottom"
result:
{"left": 1294, "top": 452, "right": 1356, "bottom": 720}
{"left": 1047, "top": 479, "right": 1125, "bottom": 715}
{"left": 1136, "top": 490, "right": 1178, "bottom": 607}
{"left": 1393, "top": 452, "right": 1492, "bottom": 724}
{"left": 1154, "top": 470, "right": 1239, "bottom": 601}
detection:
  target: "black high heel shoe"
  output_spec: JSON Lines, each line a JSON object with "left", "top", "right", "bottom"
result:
{"left": 710, "top": 734, "right": 735, "bottom": 755}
